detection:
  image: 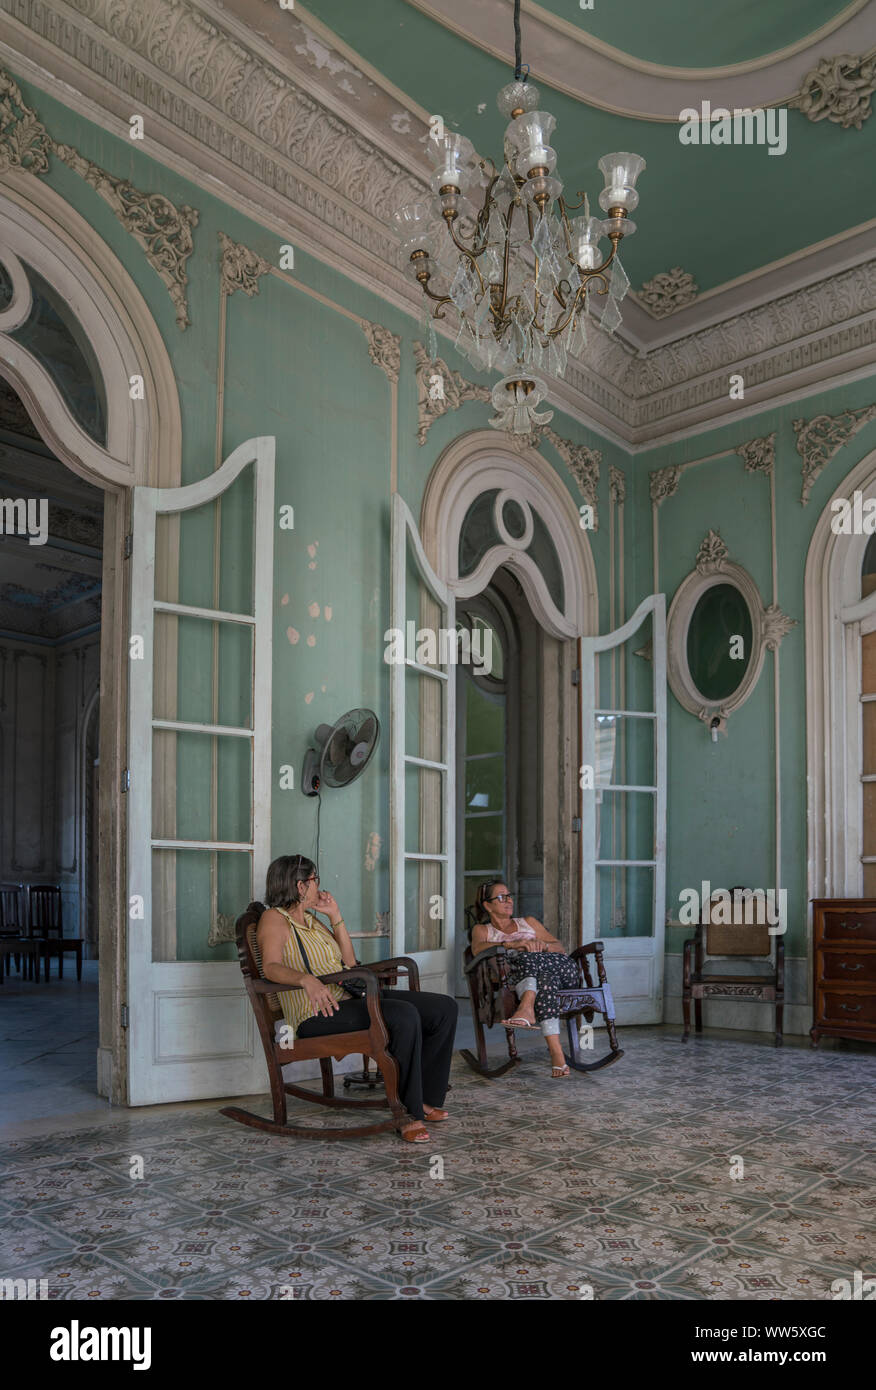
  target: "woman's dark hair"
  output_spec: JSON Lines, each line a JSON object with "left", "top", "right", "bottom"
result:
{"left": 472, "top": 878, "right": 507, "bottom": 926}
{"left": 265, "top": 854, "right": 317, "bottom": 908}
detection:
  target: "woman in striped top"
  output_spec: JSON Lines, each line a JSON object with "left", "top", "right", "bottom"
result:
{"left": 256, "top": 854, "right": 457, "bottom": 1143}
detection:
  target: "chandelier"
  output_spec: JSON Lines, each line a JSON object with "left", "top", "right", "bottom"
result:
{"left": 391, "top": 0, "right": 645, "bottom": 433}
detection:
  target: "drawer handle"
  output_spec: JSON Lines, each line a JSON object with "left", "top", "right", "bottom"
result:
{"left": 840, "top": 920, "right": 864, "bottom": 930}
{"left": 839, "top": 962, "right": 863, "bottom": 971}
{"left": 839, "top": 1003, "right": 862, "bottom": 1012}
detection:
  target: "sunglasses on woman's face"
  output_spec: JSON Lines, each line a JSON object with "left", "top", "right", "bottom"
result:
{"left": 489, "top": 893, "right": 513, "bottom": 903}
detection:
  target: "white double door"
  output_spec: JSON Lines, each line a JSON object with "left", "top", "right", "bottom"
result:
{"left": 391, "top": 495, "right": 668, "bottom": 1021}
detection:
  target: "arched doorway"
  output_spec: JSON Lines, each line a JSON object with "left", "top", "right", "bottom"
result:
{"left": 0, "top": 170, "right": 182, "bottom": 1103}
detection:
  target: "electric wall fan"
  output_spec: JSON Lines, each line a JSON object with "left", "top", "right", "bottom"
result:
{"left": 301, "top": 708, "right": 380, "bottom": 796}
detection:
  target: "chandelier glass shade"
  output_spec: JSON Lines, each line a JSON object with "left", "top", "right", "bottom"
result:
{"left": 392, "top": 53, "right": 645, "bottom": 433}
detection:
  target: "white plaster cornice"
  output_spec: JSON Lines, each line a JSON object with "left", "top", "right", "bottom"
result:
{"left": 402, "top": 0, "right": 876, "bottom": 120}
{"left": 2, "top": 0, "right": 875, "bottom": 451}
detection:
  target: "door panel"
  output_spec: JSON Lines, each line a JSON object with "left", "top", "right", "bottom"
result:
{"left": 127, "top": 437, "right": 274, "bottom": 1103}
{"left": 580, "top": 594, "right": 667, "bottom": 1024}
{"left": 390, "top": 493, "right": 455, "bottom": 995}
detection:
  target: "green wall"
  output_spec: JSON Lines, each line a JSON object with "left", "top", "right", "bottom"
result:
{"left": 14, "top": 68, "right": 876, "bottom": 989}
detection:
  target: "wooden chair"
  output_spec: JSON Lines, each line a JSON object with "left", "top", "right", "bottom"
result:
{"left": 27, "top": 885, "right": 84, "bottom": 982}
{"left": 0, "top": 884, "right": 37, "bottom": 983}
{"left": 682, "top": 887, "right": 784, "bottom": 1046}
{"left": 219, "top": 901, "right": 423, "bottom": 1139}
{"left": 460, "top": 933, "right": 625, "bottom": 1078}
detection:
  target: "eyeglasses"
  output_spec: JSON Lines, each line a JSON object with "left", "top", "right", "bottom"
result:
{"left": 300, "top": 875, "right": 320, "bottom": 886}
{"left": 489, "top": 893, "right": 513, "bottom": 903}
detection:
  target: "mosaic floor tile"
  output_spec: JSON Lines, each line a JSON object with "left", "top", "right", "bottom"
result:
{"left": 97, "top": 1216, "right": 290, "bottom": 1289}
{"left": 606, "top": 1180, "right": 774, "bottom": 1238}
{"left": 663, "top": 1245, "right": 842, "bottom": 1300}
{"left": 30, "top": 1251, "right": 163, "bottom": 1300}
{"left": 0, "top": 1159, "right": 131, "bottom": 1210}
{"left": 89, "top": 1140, "right": 236, "bottom": 1180}
{"left": 427, "top": 1251, "right": 631, "bottom": 1300}
{"left": 327, "top": 1165, "right": 483, "bottom": 1211}
{"left": 791, "top": 1176, "right": 876, "bottom": 1225}
{"left": 28, "top": 1190, "right": 205, "bottom": 1244}
{"left": 189, "top": 1252, "right": 398, "bottom": 1300}
{"left": 566, "top": 1137, "right": 717, "bottom": 1180}
{"left": 418, "top": 1188, "right": 584, "bottom": 1238}
{"left": 315, "top": 1217, "right": 502, "bottom": 1286}
{"left": 676, "top": 1156, "right": 823, "bottom": 1201}
{"left": 1, "top": 1215, "right": 77, "bottom": 1271}
{"left": 526, "top": 1213, "right": 710, "bottom": 1280}
{"left": 150, "top": 1168, "right": 306, "bottom": 1208}
{"left": 732, "top": 1208, "right": 876, "bottom": 1271}
{"left": 228, "top": 1190, "right": 392, "bottom": 1240}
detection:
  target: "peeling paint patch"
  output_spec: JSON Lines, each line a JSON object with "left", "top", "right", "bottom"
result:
{"left": 308, "top": 601, "right": 320, "bottom": 618}
{"left": 306, "top": 634, "right": 316, "bottom": 647}
{"left": 369, "top": 587, "right": 380, "bottom": 618}
{"left": 304, "top": 691, "right": 315, "bottom": 704}
{"left": 390, "top": 111, "right": 412, "bottom": 135}
{"left": 324, "top": 605, "right": 333, "bottom": 621}
{"left": 286, "top": 626, "right": 300, "bottom": 644}
{"left": 281, "top": 593, "right": 290, "bottom": 606}
{"left": 308, "top": 562, "right": 316, "bottom": 570}
{"left": 295, "top": 34, "right": 359, "bottom": 84}
{"left": 364, "top": 831, "right": 381, "bottom": 872}
{"left": 477, "top": 103, "right": 487, "bottom": 114}
{"left": 321, "top": 684, "right": 327, "bottom": 692}
{"left": 307, "top": 543, "right": 318, "bottom": 558}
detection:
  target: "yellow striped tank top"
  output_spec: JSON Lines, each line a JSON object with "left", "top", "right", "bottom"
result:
{"left": 275, "top": 908, "right": 347, "bottom": 1036}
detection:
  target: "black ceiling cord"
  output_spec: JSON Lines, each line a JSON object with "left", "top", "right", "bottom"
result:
{"left": 513, "top": 0, "right": 523, "bottom": 80}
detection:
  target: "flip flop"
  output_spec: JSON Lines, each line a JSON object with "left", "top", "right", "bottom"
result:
{"left": 503, "top": 1016, "right": 536, "bottom": 1029}
{"left": 550, "top": 1063, "right": 570, "bottom": 1079}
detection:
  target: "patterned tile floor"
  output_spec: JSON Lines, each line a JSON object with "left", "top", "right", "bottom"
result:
{"left": 1, "top": 1022, "right": 874, "bottom": 1300}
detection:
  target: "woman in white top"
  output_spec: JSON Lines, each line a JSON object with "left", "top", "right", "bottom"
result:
{"left": 470, "top": 879, "right": 581, "bottom": 1078}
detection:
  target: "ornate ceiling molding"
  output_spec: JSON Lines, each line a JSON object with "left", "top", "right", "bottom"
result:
{"left": 399, "top": 0, "right": 876, "bottom": 119}
{"left": 0, "top": 66, "right": 50, "bottom": 173}
{"left": 2, "top": 1, "right": 875, "bottom": 445}
{"left": 794, "top": 402, "right": 876, "bottom": 504}
{"left": 638, "top": 267, "right": 699, "bottom": 319}
{"left": 789, "top": 46, "right": 876, "bottom": 129}
{"left": 413, "top": 340, "right": 490, "bottom": 445}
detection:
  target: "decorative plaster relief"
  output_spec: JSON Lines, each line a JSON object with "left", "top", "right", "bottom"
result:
{"left": 609, "top": 465, "right": 627, "bottom": 504}
{"left": 0, "top": 67, "right": 50, "bottom": 174}
{"left": 789, "top": 47, "right": 876, "bottom": 130}
{"left": 361, "top": 321, "right": 401, "bottom": 384}
{"left": 649, "top": 465, "right": 682, "bottom": 504}
{"left": 53, "top": 144, "right": 198, "bottom": 330}
{"left": 542, "top": 428, "right": 601, "bottom": 519}
{"left": 413, "top": 340, "right": 490, "bottom": 445}
{"left": 218, "top": 231, "right": 271, "bottom": 298}
{"left": 695, "top": 529, "right": 729, "bottom": 575}
{"left": 795, "top": 402, "right": 876, "bottom": 503}
{"left": 638, "top": 268, "right": 699, "bottom": 318}
{"left": 735, "top": 433, "right": 776, "bottom": 476}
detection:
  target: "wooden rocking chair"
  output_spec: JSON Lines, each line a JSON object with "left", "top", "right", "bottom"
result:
{"left": 219, "top": 901, "right": 421, "bottom": 1139}
{"left": 460, "top": 936, "right": 624, "bottom": 1078}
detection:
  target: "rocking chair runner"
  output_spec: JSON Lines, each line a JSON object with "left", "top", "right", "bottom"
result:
{"left": 460, "top": 937, "right": 624, "bottom": 1078}
{"left": 220, "top": 901, "right": 421, "bottom": 1139}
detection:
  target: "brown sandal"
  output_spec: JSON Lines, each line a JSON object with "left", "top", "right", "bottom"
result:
{"left": 400, "top": 1123, "right": 431, "bottom": 1143}
{"left": 423, "top": 1108, "right": 449, "bottom": 1122}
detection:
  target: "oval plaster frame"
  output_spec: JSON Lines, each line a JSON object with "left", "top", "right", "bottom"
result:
{"left": 667, "top": 561, "right": 766, "bottom": 721}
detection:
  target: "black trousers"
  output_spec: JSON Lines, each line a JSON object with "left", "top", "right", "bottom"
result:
{"left": 296, "top": 989, "right": 458, "bottom": 1122}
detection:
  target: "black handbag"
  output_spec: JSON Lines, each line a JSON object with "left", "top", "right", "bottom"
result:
{"left": 288, "top": 917, "right": 368, "bottom": 1000}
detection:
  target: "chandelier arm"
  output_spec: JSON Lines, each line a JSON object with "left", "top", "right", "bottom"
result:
{"left": 496, "top": 200, "right": 517, "bottom": 320}
{"left": 419, "top": 279, "right": 454, "bottom": 307}
{"left": 546, "top": 286, "right": 585, "bottom": 339}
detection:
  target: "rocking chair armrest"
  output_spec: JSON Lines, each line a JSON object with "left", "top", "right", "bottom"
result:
{"left": 366, "top": 956, "right": 421, "bottom": 990}
{"left": 464, "top": 945, "right": 508, "bottom": 975}
{"left": 252, "top": 968, "right": 380, "bottom": 996}
{"left": 571, "top": 941, "right": 605, "bottom": 958}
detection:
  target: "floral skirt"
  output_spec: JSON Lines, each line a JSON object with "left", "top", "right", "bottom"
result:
{"left": 505, "top": 951, "right": 580, "bottom": 1022}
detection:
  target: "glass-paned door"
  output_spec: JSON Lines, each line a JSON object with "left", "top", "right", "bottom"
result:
{"left": 390, "top": 493, "right": 455, "bottom": 995}
{"left": 127, "top": 438, "right": 275, "bottom": 1103}
{"left": 580, "top": 594, "right": 667, "bottom": 1023}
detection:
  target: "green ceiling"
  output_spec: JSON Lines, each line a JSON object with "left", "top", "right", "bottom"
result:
{"left": 302, "top": 0, "right": 876, "bottom": 297}
{"left": 531, "top": 0, "right": 856, "bottom": 68}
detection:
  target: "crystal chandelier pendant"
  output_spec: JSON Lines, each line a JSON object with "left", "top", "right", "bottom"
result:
{"left": 390, "top": 0, "right": 646, "bottom": 432}
{"left": 489, "top": 375, "right": 553, "bottom": 435}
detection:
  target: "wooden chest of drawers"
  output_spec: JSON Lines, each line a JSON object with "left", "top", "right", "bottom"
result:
{"left": 811, "top": 899, "right": 876, "bottom": 1047}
